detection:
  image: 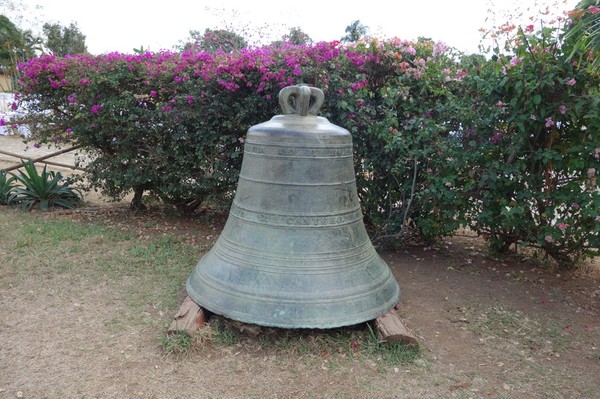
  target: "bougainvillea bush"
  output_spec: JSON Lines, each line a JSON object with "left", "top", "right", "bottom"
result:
{"left": 16, "top": 39, "right": 465, "bottom": 223}
{"left": 15, "top": 5, "right": 599, "bottom": 266}
{"left": 320, "top": 39, "right": 473, "bottom": 244}
{"left": 17, "top": 49, "right": 281, "bottom": 212}
{"left": 454, "top": 9, "right": 600, "bottom": 265}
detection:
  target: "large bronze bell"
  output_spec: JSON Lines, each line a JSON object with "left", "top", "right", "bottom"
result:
{"left": 186, "top": 85, "right": 400, "bottom": 328}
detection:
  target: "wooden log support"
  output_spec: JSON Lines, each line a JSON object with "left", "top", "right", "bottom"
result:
{"left": 375, "top": 309, "right": 419, "bottom": 347}
{"left": 168, "top": 296, "right": 207, "bottom": 336}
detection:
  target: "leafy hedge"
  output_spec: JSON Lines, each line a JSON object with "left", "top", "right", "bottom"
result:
{"left": 16, "top": 40, "right": 464, "bottom": 220}
{"left": 15, "top": 11, "right": 600, "bottom": 265}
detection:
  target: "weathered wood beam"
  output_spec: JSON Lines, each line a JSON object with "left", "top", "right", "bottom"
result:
{"left": 167, "top": 296, "right": 207, "bottom": 336}
{"left": 0, "top": 145, "right": 84, "bottom": 172}
{"left": 375, "top": 309, "right": 419, "bottom": 347}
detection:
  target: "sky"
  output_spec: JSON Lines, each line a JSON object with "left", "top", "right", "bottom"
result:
{"left": 9, "top": 0, "right": 580, "bottom": 55}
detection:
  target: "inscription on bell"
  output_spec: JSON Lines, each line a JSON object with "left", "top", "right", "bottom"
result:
{"left": 244, "top": 142, "right": 353, "bottom": 158}
{"left": 230, "top": 203, "right": 363, "bottom": 227}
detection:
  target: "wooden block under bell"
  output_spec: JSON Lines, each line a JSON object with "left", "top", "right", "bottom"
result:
{"left": 168, "top": 296, "right": 207, "bottom": 336}
{"left": 375, "top": 309, "right": 418, "bottom": 347}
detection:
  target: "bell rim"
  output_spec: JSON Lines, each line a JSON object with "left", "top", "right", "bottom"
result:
{"left": 186, "top": 276, "right": 400, "bottom": 329}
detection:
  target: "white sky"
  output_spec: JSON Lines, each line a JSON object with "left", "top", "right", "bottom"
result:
{"left": 10, "top": 0, "right": 579, "bottom": 55}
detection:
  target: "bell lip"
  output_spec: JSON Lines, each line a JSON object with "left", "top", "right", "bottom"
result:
{"left": 185, "top": 276, "right": 401, "bottom": 329}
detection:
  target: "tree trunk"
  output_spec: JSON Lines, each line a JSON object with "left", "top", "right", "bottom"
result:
{"left": 130, "top": 186, "right": 146, "bottom": 212}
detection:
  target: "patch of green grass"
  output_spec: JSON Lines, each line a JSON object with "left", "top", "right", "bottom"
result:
{"left": 210, "top": 317, "right": 239, "bottom": 346}
{"left": 0, "top": 208, "right": 200, "bottom": 322}
{"left": 160, "top": 331, "right": 194, "bottom": 356}
{"left": 186, "top": 314, "right": 421, "bottom": 367}
{"left": 361, "top": 323, "right": 421, "bottom": 364}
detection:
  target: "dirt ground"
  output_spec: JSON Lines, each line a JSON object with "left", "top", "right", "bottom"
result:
{"left": 1, "top": 134, "right": 599, "bottom": 398}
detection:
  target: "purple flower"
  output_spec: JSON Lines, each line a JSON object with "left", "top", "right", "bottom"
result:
{"left": 545, "top": 117, "right": 554, "bottom": 127}
{"left": 558, "top": 105, "right": 566, "bottom": 115}
{"left": 557, "top": 222, "right": 569, "bottom": 231}
{"left": 433, "top": 42, "right": 449, "bottom": 56}
{"left": 595, "top": 216, "right": 600, "bottom": 222}
{"left": 347, "top": 114, "right": 356, "bottom": 119}
{"left": 0, "top": 118, "right": 5, "bottom": 126}
{"left": 149, "top": 90, "right": 157, "bottom": 98}
{"left": 489, "top": 132, "right": 504, "bottom": 144}
{"left": 566, "top": 78, "right": 576, "bottom": 86}
{"left": 509, "top": 56, "right": 523, "bottom": 66}
{"left": 90, "top": 105, "right": 103, "bottom": 114}
{"left": 33, "top": 143, "right": 41, "bottom": 148}
{"left": 350, "top": 80, "right": 367, "bottom": 91}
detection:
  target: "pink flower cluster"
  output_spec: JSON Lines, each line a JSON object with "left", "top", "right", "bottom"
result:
{"left": 18, "top": 38, "right": 453, "bottom": 118}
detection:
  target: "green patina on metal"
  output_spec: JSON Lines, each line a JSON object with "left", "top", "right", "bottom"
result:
{"left": 186, "top": 85, "right": 400, "bottom": 329}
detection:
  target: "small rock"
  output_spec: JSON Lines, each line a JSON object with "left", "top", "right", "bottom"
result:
{"left": 16, "top": 391, "right": 23, "bottom": 398}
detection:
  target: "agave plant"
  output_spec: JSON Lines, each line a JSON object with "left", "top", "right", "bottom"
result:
{"left": 8, "top": 161, "right": 82, "bottom": 211}
{"left": 0, "top": 171, "right": 15, "bottom": 205}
